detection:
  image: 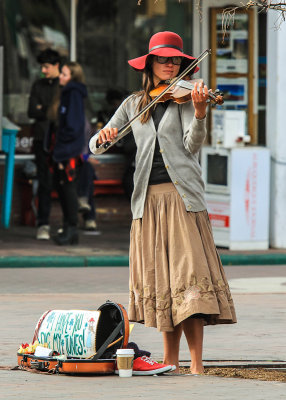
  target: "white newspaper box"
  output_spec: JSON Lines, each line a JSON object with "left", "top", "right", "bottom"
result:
{"left": 202, "top": 146, "right": 270, "bottom": 250}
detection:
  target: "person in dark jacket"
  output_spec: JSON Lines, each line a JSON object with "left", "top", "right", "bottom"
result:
{"left": 52, "top": 61, "right": 87, "bottom": 245}
{"left": 28, "top": 49, "right": 60, "bottom": 240}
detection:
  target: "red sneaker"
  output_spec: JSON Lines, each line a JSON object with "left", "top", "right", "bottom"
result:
{"left": 132, "top": 355, "right": 175, "bottom": 376}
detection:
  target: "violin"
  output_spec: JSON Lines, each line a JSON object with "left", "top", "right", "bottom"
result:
{"left": 149, "top": 78, "right": 224, "bottom": 106}
{"left": 93, "top": 49, "right": 214, "bottom": 154}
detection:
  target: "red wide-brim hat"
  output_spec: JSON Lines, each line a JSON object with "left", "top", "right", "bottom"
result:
{"left": 128, "top": 31, "right": 199, "bottom": 74}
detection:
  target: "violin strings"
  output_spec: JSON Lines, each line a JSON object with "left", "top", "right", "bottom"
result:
{"left": 117, "top": 50, "right": 211, "bottom": 135}
{"left": 101, "top": 49, "right": 211, "bottom": 150}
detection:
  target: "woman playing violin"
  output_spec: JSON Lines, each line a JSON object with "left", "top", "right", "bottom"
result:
{"left": 89, "top": 31, "right": 236, "bottom": 375}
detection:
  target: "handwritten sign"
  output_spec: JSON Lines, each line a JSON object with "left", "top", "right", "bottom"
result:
{"left": 36, "top": 310, "right": 101, "bottom": 358}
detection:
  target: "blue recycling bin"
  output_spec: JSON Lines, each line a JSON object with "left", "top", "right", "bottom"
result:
{"left": 1, "top": 126, "right": 20, "bottom": 228}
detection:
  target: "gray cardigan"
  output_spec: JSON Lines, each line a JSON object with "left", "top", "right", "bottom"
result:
{"left": 89, "top": 94, "right": 207, "bottom": 219}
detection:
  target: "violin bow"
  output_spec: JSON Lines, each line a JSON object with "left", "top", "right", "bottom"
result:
{"left": 97, "top": 49, "right": 211, "bottom": 152}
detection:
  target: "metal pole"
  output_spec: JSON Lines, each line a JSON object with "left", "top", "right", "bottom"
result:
{"left": 70, "top": 0, "right": 77, "bottom": 61}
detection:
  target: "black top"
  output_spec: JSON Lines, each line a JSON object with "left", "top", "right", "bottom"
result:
{"left": 148, "top": 101, "right": 172, "bottom": 185}
{"left": 28, "top": 77, "right": 59, "bottom": 141}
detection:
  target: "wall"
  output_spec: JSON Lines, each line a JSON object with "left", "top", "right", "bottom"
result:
{"left": 266, "top": 8, "right": 286, "bottom": 248}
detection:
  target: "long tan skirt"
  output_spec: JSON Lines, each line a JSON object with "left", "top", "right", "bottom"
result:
{"left": 128, "top": 183, "right": 237, "bottom": 332}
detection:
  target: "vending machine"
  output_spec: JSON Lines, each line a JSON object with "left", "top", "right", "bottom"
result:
{"left": 201, "top": 145, "right": 270, "bottom": 250}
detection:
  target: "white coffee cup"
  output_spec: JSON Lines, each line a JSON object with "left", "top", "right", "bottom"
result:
{"left": 34, "top": 346, "right": 53, "bottom": 357}
{"left": 116, "top": 348, "right": 135, "bottom": 377}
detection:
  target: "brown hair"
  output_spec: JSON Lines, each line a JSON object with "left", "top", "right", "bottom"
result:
{"left": 135, "top": 55, "right": 194, "bottom": 124}
{"left": 47, "top": 87, "right": 60, "bottom": 122}
{"left": 135, "top": 56, "right": 155, "bottom": 124}
{"left": 64, "top": 61, "right": 85, "bottom": 83}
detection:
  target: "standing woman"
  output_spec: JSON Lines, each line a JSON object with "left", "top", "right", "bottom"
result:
{"left": 52, "top": 61, "right": 87, "bottom": 245}
{"left": 89, "top": 32, "right": 236, "bottom": 374}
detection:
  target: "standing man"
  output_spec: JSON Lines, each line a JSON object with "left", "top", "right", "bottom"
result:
{"left": 28, "top": 49, "right": 60, "bottom": 240}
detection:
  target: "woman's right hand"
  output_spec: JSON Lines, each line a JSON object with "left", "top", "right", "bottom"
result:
{"left": 97, "top": 127, "right": 119, "bottom": 145}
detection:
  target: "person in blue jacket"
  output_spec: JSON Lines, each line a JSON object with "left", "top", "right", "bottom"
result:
{"left": 52, "top": 61, "right": 87, "bottom": 245}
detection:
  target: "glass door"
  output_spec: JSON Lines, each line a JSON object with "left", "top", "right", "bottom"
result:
{"left": 210, "top": 8, "right": 255, "bottom": 143}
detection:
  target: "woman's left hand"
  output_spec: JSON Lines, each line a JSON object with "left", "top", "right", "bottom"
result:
{"left": 191, "top": 82, "right": 209, "bottom": 120}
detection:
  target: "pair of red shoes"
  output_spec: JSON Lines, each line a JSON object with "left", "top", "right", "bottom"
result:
{"left": 116, "top": 355, "right": 176, "bottom": 376}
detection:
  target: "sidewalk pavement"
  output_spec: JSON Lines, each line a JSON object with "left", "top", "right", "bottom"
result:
{"left": 1, "top": 223, "right": 286, "bottom": 398}
{"left": 0, "top": 264, "right": 286, "bottom": 399}
{"left": 1, "top": 223, "right": 286, "bottom": 267}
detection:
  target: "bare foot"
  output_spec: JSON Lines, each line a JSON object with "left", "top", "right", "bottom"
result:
{"left": 164, "top": 362, "right": 179, "bottom": 373}
{"left": 190, "top": 363, "right": 204, "bottom": 375}
{"left": 163, "top": 357, "right": 179, "bottom": 373}
{"left": 190, "top": 369, "right": 204, "bottom": 375}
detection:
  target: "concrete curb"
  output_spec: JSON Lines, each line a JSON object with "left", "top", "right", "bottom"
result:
{"left": 221, "top": 253, "right": 286, "bottom": 266}
{"left": 1, "top": 253, "right": 286, "bottom": 267}
{"left": 0, "top": 256, "right": 129, "bottom": 268}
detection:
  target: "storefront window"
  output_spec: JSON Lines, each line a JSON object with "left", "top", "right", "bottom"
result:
{"left": 77, "top": 0, "right": 193, "bottom": 125}
{"left": 0, "top": 0, "right": 193, "bottom": 152}
{"left": 257, "top": 11, "right": 266, "bottom": 145}
{"left": 210, "top": 8, "right": 257, "bottom": 144}
{"left": 0, "top": 0, "right": 70, "bottom": 125}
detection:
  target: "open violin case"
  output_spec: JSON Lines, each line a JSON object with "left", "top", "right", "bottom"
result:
{"left": 17, "top": 301, "right": 129, "bottom": 374}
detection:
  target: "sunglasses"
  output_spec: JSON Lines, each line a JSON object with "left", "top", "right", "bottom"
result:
{"left": 155, "top": 56, "right": 182, "bottom": 65}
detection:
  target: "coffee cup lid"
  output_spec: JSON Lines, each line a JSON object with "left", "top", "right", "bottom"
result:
{"left": 116, "top": 348, "right": 135, "bottom": 355}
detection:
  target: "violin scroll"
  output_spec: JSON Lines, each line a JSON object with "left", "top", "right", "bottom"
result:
{"left": 209, "top": 88, "right": 224, "bottom": 106}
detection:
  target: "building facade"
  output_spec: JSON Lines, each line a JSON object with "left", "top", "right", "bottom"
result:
{"left": 1, "top": 0, "right": 285, "bottom": 248}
